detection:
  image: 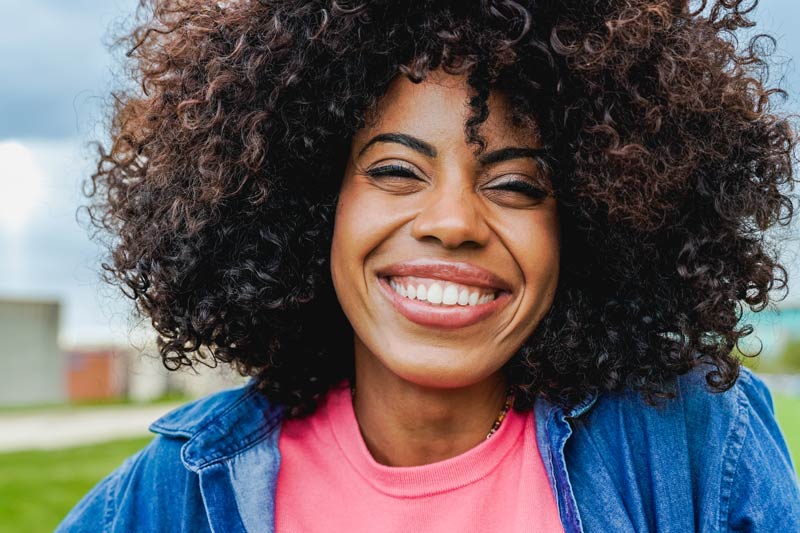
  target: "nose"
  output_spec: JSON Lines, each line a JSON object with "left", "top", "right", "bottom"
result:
{"left": 410, "top": 179, "right": 491, "bottom": 249}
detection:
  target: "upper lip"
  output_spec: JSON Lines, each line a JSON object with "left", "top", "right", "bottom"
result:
{"left": 376, "top": 259, "right": 513, "bottom": 292}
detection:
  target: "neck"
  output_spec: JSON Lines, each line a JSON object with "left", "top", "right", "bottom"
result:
{"left": 351, "top": 341, "right": 509, "bottom": 467}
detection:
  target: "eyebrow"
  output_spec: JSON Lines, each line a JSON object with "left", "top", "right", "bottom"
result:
{"left": 357, "top": 132, "right": 546, "bottom": 165}
{"left": 358, "top": 133, "right": 437, "bottom": 158}
{"left": 477, "top": 147, "right": 548, "bottom": 166}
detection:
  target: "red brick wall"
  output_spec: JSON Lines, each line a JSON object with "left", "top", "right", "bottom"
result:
{"left": 66, "top": 350, "right": 119, "bottom": 401}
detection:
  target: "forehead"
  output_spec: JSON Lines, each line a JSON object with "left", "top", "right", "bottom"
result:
{"left": 356, "top": 71, "right": 540, "bottom": 149}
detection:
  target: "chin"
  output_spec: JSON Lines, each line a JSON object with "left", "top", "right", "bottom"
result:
{"left": 375, "top": 344, "right": 504, "bottom": 390}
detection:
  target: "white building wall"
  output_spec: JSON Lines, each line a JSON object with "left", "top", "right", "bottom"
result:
{"left": 0, "top": 299, "right": 64, "bottom": 406}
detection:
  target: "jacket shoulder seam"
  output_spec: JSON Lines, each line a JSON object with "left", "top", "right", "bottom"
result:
{"left": 101, "top": 458, "right": 127, "bottom": 532}
{"left": 717, "top": 373, "right": 751, "bottom": 532}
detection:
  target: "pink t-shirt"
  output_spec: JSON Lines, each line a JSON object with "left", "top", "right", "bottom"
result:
{"left": 275, "top": 383, "right": 564, "bottom": 532}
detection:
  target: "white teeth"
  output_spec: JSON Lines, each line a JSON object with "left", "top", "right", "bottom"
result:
{"left": 416, "top": 284, "right": 427, "bottom": 300}
{"left": 406, "top": 284, "right": 416, "bottom": 299}
{"left": 457, "top": 288, "right": 470, "bottom": 306}
{"left": 388, "top": 278, "right": 497, "bottom": 306}
{"left": 480, "top": 293, "right": 497, "bottom": 304}
{"left": 442, "top": 284, "right": 459, "bottom": 305}
{"left": 426, "top": 283, "right": 443, "bottom": 304}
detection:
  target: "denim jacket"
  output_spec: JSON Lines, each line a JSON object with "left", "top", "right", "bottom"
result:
{"left": 56, "top": 367, "right": 800, "bottom": 532}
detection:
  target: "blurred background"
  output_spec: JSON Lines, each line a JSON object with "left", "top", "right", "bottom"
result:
{"left": 0, "top": 1, "right": 244, "bottom": 530}
{"left": 1, "top": 0, "right": 799, "bottom": 531}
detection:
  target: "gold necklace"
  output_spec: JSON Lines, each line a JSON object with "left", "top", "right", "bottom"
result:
{"left": 485, "top": 393, "right": 514, "bottom": 439}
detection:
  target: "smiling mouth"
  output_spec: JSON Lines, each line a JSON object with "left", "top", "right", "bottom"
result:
{"left": 385, "top": 275, "right": 500, "bottom": 306}
{"left": 376, "top": 276, "right": 511, "bottom": 329}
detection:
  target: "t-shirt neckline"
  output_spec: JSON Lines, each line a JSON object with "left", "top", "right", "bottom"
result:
{"left": 325, "top": 382, "right": 529, "bottom": 498}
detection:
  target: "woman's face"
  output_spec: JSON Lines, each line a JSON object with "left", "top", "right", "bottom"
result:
{"left": 331, "top": 70, "right": 560, "bottom": 389}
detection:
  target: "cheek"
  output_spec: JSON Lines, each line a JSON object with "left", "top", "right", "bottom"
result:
{"left": 331, "top": 181, "right": 414, "bottom": 264}
{"left": 331, "top": 185, "right": 376, "bottom": 277}
{"left": 330, "top": 198, "right": 365, "bottom": 332}
{"left": 330, "top": 181, "right": 408, "bottom": 301}
{"left": 330, "top": 189, "right": 361, "bottom": 298}
{"left": 503, "top": 207, "right": 561, "bottom": 306}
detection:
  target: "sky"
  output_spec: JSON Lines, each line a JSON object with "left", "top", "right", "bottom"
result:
{"left": 1, "top": 0, "right": 143, "bottom": 346}
{"left": 1, "top": 0, "right": 799, "bottom": 347}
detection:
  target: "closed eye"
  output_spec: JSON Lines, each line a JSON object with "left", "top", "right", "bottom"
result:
{"left": 365, "top": 164, "right": 422, "bottom": 180}
{"left": 487, "top": 180, "right": 549, "bottom": 200}
{"left": 364, "top": 164, "right": 426, "bottom": 194}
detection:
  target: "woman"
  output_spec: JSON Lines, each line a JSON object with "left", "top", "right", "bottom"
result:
{"left": 59, "top": 0, "right": 799, "bottom": 531}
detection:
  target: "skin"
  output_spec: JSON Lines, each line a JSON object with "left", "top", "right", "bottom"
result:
{"left": 330, "top": 70, "right": 561, "bottom": 467}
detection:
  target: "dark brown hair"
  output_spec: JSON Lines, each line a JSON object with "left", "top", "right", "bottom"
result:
{"left": 87, "top": 0, "right": 796, "bottom": 415}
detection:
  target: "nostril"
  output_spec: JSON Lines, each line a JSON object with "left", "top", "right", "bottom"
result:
{"left": 410, "top": 194, "right": 491, "bottom": 248}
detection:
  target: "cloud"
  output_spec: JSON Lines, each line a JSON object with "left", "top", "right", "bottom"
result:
{"left": 0, "top": 0, "right": 138, "bottom": 139}
{"left": 0, "top": 138, "right": 135, "bottom": 346}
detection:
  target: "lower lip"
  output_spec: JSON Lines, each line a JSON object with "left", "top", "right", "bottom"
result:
{"left": 377, "top": 277, "right": 512, "bottom": 329}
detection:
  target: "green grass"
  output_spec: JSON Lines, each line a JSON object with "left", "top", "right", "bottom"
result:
{"left": 774, "top": 393, "right": 800, "bottom": 471}
{"left": 0, "top": 437, "right": 153, "bottom": 533}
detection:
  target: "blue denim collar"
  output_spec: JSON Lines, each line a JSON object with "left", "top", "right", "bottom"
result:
{"left": 149, "top": 380, "right": 284, "bottom": 471}
{"left": 150, "top": 381, "right": 285, "bottom": 533}
{"left": 534, "top": 392, "right": 599, "bottom": 533}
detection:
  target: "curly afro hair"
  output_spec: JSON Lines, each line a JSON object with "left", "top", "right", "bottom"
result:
{"left": 88, "top": 0, "right": 796, "bottom": 416}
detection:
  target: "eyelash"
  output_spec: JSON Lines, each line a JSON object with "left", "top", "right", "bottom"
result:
{"left": 365, "top": 164, "right": 420, "bottom": 180}
{"left": 365, "top": 165, "right": 548, "bottom": 200}
{"left": 492, "top": 180, "right": 548, "bottom": 199}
